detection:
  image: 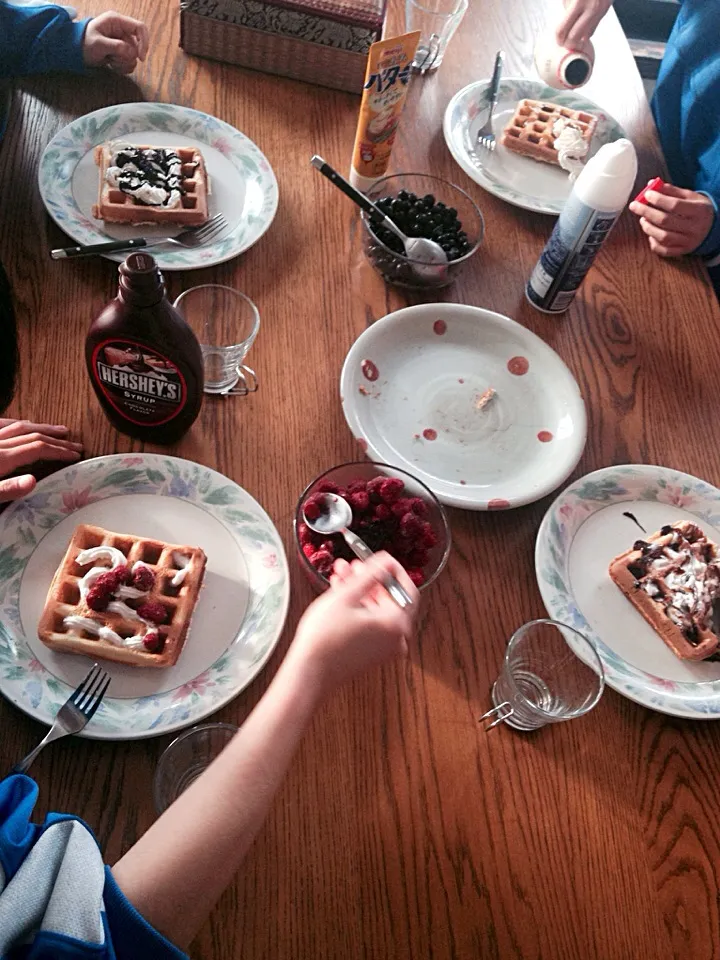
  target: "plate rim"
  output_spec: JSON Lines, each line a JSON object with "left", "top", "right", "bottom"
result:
{"left": 535, "top": 462, "right": 720, "bottom": 719}
{"left": 0, "top": 452, "right": 290, "bottom": 740}
{"left": 38, "top": 100, "right": 279, "bottom": 271}
{"left": 340, "top": 302, "right": 587, "bottom": 510}
{"left": 442, "top": 77, "right": 626, "bottom": 215}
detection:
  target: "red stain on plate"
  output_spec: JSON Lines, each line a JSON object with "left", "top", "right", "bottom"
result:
{"left": 507, "top": 356, "right": 529, "bottom": 376}
{"left": 459, "top": 480, "right": 467, "bottom": 485}
{"left": 356, "top": 438, "right": 368, "bottom": 452}
{"left": 537, "top": 430, "right": 554, "bottom": 442}
{"left": 422, "top": 428, "right": 437, "bottom": 441}
{"left": 433, "top": 319, "right": 447, "bottom": 335}
{"left": 361, "top": 359, "right": 379, "bottom": 382}
{"left": 488, "top": 498, "right": 511, "bottom": 510}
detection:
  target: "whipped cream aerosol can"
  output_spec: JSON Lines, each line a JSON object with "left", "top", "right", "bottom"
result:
{"left": 526, "top": 138, "right": 637, "bottom": 314}
{"left": 534, "top": 31, "right": 594, "bottom": 88}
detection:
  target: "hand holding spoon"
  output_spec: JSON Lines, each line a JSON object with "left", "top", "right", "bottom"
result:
{"left": 303, "top": 492, "right": 415, "bottom": 610}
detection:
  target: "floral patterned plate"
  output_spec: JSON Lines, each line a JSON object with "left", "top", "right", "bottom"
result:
{"left": 536, "top": 464, "right": 720, "bottom": 719}
{"left": 38, "top": 102, "right": 278, "bottom": 269}
{"left": 0, "top": 454, "right": 290, "bottom": 739}
{"left": 443, "top": 78, "right": 626, "bottom": 215}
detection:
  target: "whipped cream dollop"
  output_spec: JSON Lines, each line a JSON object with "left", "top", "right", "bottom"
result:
{"left": 63, "top": 615, "right": 146, "bottom": 650}
{"left": 552, "top": 118, "right": 589, "bottom": 180}
{"left": 171, "top": 552, "right": 191, "bottom": 587}
{"left": 106, "top": 143, "right": 190, "bottom": 208}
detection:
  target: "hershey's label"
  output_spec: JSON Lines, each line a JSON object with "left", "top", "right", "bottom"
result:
{"left": 91, "top": 339, "right": 187, "bottom": 427}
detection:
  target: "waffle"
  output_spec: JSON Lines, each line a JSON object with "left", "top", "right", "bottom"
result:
{"left": 500, "top": 99, "right": 598, "bottom": 166}
{"left": 38, "top": 524, "right": 207, "bottom": 668}
{"left": 91, "top": 143, "right": 210, "bottom": 226}
{"left": 609, "top": 521, "right": 720, "bottom": 661}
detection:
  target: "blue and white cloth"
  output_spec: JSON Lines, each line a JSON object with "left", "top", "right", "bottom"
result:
{"left": 0, "top": 775, "right": 187, "bottom": 959}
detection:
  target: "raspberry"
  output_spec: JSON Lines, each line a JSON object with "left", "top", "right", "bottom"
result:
{"left": 317, "top": 480, "right": 340, "bottom": 494}
{"left": 379, "top": 477, "right": 404, "bottom": 504}
{"left": 374, "top": 503, "right": 392, "bottom": 521}
{"left": 407, "top": 569, "right": 426, "bottom": 588}
{"left": 349, "top": 490, "right": 370, "bottom": 513}
{"left": 367, "top": 477, "right": 385, "bottom": 502}
{"left": 409, "top": 497, "right": 429, "bottom": 518}
{"left": 310, "top": 549, "right": 334, "bottom": 576}
{"left": 131, "top": 564, "right": 155, "bottom": 592}
{"left": 143, "top": 631, "right": 165, "bottom": 654}
{"left": 303, "top": 492, "right": 327, "bottom": 521}
{"left": 320, "top": 540, "right": 337, "bottom": 554}
{"left": 297, "top": 522, "right": 314, "bottom": 546}
{"left": 302, "top": 543, "right": 315, "bottom": 559}
{"left": 400, "top": 512, "right": 422, "bottom": 538}
{"left": 138, "top": 601, "right": 167, "bottom": 624}
{"left": 419, "top": 523, "right": 438, "bottom": 548}
{"left": 407, "top": 548, "right": 429, "bottom": 569}
{"left": 86, "top": 584, "right": 111, "bottom": 611}
{"left": 347, "top": 480, "right": 367, "bottom": 494}
{"left": 391, "top": 497, "right": 414, "bottom": 518}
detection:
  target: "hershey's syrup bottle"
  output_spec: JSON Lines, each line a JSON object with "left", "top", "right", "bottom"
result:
{"left": 86, "top": 253, "right": 204, "bottom": 443}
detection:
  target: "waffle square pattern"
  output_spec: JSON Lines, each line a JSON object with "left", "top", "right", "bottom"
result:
{"left": 500, "top": 99, "right": 598, "bottom": 167}
{"left": 38, "top": 524, "right": 207, "bottom": 669}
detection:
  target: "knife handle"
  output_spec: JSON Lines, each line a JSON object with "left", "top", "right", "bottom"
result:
{"left": 488, "top": 50, "right": 504, "bottom": 108}
{"left": 50, "top": 237, "right": 148, "bottom": 260}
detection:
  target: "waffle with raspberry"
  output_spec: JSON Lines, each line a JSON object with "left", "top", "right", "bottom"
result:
{"left": 91, "top": 143, "right": 210, "bottom": 226}
{"left": 609, "top": 521, "right": 720, "bottom": 661}
{"left": 500, "top": 99, "right": 597, "bottom": 166}
{"left": 38, "top": 523, "right": 207, "bottom": 668}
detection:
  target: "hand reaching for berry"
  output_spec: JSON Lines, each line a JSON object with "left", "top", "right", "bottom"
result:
{"left": 629, "top": 183, "right": 716, "bottom": 257}
{"left": 82, "top": 11, "right": 149, "bottom": 75}
{"left": 0, "top": 419, "right": 83, "bottom": 503}
{"left": 555, "top": 0, "right": 613, "bottom": 46}
{"left": 290, "top": 553, "right": 419, "bottom": 696}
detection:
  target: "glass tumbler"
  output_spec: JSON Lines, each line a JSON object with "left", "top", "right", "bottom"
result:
{"left": 481, "top": 620, "right": 605, "bottom": 731}
{"left": 405, "top": 0, "right": 469, "bottom": 71}
{"left": 153, "top": 722, "right": 237, "bottom": 814}
{"left": 174, "top": 285, "right": 260, "bottom": 395}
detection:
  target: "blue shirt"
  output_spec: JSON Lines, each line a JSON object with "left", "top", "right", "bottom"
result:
{"left": 0, "top": 775, "right": 188, "bottom": 959}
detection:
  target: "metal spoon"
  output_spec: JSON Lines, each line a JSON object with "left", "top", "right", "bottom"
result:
{"left": 310, "top": 156, "right": 448, "bottom": 273}
{"left": 303, "top": 493, "right": 414, "bottom": 610}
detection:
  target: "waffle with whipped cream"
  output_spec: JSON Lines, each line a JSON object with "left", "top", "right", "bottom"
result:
{"left": 609, "top": 521, "right": 720, "bottom": 661}
{"left": 91, "top": 143, "right": 210, "bottom": 225}
{"left": 38, "top": 524, "right": 207, "bottom": 668}
{"left": 500, "top": 100, "right": 597, "bottom": 168}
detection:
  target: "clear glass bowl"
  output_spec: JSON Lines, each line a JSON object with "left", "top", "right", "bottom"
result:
{"left": 360, "top": 172, "right": 484, "bottom": 290}
{"left": 153, "top": 722, "right": 238, "bottom": 814}
{"left": 294, "top": 461, "right": 451, "bottom": 592}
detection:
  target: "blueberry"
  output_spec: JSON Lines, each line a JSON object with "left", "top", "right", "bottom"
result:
{"left": 406, "top": 192, "right": 418, "bottom": 204}
{"left": 448, "top": 247, "right": 460, "bottom": 260}
{"left": 435, "top": 201, "right": 446, "bottom": 211}
{"left": 446, "top": 207, "right": 457, "bottom": 219}
{"left": 422, "top": 193, "right": 435, "bottom": 207}
{"left": 397, "top": 190, "right": 410, "bottom": 202}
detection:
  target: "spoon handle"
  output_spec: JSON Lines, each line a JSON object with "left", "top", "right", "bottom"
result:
{"left": 341, "top": 529, "right": 415, "bottom": 610}
{"left": 310, "top": 156, "right": 406, "bottom": 243}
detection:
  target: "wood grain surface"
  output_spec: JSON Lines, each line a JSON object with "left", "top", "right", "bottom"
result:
{"left": 1, "top": 1, "right": 720, "bottom": 958}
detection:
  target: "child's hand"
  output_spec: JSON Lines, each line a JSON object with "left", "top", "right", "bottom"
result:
{"left": 82, "top": 12, "right": 149, "bottom": 75}
{"left": 291, "top": 552, "right": 419, "bottom": 695}
{"left": 629, "top": 184, "right": 715, "bottom": 257}
{"left": 0, "top": 419, "right": 82, "bottom": 503}
{"left": 556, "top": 0, "right": 613, "bottom": 46}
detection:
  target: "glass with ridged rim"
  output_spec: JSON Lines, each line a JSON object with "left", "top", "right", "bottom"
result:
{"left": 173, "top": 285, "right": 260, "bottom": 395}
{"left": 481, "top": 619, "right": 605, "bottom": 731}
{"left": 406, "top": 0, "right": 468, "bottom": 71}
{"left": 153, "top": 722, "right": 238, "bottom": 813}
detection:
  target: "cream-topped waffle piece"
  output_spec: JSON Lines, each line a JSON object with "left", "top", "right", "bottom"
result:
{"left": 91, "top": 142, "right": 210, "bottom": 226}
{"left": 500, "top": 99, "right": 598, "bottom": 175}
{"left": 38, "top": 524, "right": 207, "bottom": 668}
{"left": 609, "top": 521, "right": 720, "bottom": 661}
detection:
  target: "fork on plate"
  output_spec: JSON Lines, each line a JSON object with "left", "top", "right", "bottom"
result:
{"left": 50, "top": 212, "right": 228, "bottom": 260}
{"left": 10, "top": 663, "right": 110, "bottom": 775}
{"left": 476, "top": 51, "right": 505, "bottom": 152}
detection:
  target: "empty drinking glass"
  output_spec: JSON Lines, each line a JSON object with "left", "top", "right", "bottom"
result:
{"left": 174, "top": 285, "right": 260, "bottom": 396}
{"left": 481, "top": 619, "right": 605, "bottom": 731}
{"left": 153, "top": 722, "right": 237, "bottom": 813}
{"left": 405, "top": 0, "right": 468, "bottom": 72}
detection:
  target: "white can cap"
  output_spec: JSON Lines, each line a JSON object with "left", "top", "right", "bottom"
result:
{"left": 574, "top": 138, "right": 638, "bottom": 213}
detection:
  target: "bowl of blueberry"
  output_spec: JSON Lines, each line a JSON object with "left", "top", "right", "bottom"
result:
{"left": 294, "top": 461, "right": 451, "bottom": 592}
{"left": 361, "top": 173, "right": 484, "bottom": 289}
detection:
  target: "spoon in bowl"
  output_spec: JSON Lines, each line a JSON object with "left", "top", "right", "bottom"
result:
{"left": 303, "top": 492, "right": 415, "bottom": 610}
{"left": 310, "top": 156, "right": 448, "bottom": 272}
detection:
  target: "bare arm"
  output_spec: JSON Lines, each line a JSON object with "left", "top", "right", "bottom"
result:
{"left": 111, "top": 555, "right": 418, "bottom": 949}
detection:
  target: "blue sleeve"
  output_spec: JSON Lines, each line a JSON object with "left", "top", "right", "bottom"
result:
{"left": 103, "top": 867, "right": 189, "bottom": 960}
{"left": 0, "top": 1, "right": 90, "bottom": 78}
{"left": 695, "top": 192, "right": 720, "bottom": 259}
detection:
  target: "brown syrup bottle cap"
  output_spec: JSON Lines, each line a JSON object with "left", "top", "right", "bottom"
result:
{"left": 119, "top": 252, "right": 165, "bottom": 307}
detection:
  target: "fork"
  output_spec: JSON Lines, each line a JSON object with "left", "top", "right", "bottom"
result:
{"left": 50, "top": 213, "right": 228, "bottom": 260}
{"left": 476, "top": 51, "right": 505, "bottom": 151}
{"left": 10, "top": 663, "right": 110, "bottom": 775}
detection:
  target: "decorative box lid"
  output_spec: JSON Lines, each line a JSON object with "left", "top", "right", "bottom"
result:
{"left": 182, "top": 0, "right": 386, "bottom": 32}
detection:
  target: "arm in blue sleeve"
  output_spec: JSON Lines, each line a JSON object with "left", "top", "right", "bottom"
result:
{"left": 0, "top": 1, "right": 90, "bottom": 78}
{"left": 695, "top": 191, "right": 720, "bottom": 259}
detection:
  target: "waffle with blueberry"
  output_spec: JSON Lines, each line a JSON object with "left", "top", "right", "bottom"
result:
{"left": 38, "top": 523, "right": 207, "bottom": 668}
{"left": 609, "top": 521, "right": 720, "bottom": 661}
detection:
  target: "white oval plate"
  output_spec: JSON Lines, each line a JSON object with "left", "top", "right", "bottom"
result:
{"left": 340, "top": 303, "right": 586, "bottom": 510}
{"left": 443, "top": 77, "right": 626, "bottom": 215}
{"left": 536, "top": 464, "right": 720, "bottom": 718}
{"left": 39, "top": 102, "right": 279, "bottom": 269}
{"left": 0, "top": 454, "right": 290, "bottom": 739}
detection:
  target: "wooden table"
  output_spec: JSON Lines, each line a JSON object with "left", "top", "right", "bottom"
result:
{"left": 2, "top": 1, "right": 720, "bottom": 958}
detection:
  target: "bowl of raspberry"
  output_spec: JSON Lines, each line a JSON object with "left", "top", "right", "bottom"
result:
{"left": 294, "top": 462, "right": 451, "bottom": 591}
{"left": 360, "top": 173, "right": 484, "bottom": 290}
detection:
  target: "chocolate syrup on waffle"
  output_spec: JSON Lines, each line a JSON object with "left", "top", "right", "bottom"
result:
{"left": 86, "top": 253, "right": 203, "bottom": 443}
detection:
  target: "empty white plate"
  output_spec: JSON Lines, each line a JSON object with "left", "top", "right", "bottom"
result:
{"left": 340, "top": 303, "right": 586, "bottom": 510}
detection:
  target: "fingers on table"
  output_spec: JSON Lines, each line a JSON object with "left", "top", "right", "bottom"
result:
{"left": 0, "top": 474, "right": 37, "bottom": 504}
{"left": 0, "top": 436, "right": 83, "bottom": 473}
{"left": 0, "top": 420, "right": 72, "bottom": 440}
